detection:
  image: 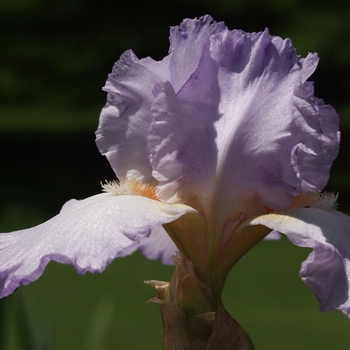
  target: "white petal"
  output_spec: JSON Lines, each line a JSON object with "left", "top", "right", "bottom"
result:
{"left": 0, "top": 193, "right": 195, "bottom": 298}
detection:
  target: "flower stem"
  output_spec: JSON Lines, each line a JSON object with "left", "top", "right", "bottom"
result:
{"left": 145, "top": 252, "right": 254, "bottom": 350}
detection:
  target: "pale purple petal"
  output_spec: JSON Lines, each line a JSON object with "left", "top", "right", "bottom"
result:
{"left": 168, "top": 15, "right": 226, "bottom": 92}
{"left": 247, "top": 208, "right": 350, "bottom": 317}
{"left": 0, "top": 193, "right": 195, "bottom": 298}
{"left": 150, "top": 80, "right": 219, "bottom": 212}
{"left": 96, "top": 51, "right": 170, "bottom": 183}
{"left": 148, "top": 21, "right": 339, "bottom": 226}
{"left": 211, "top": 32, "right": 339, "bottom": 211}
{"left": 96, "top": 16, "right": 226, "bottom": 183}
{"left": 290, "top": 100, "right": 340, "bottom": 192}
{"left": 264, "top": 230, "right": 281, "bottom": 240}
{"left": 138, "top": 226, "right": 178, "bottom": 265}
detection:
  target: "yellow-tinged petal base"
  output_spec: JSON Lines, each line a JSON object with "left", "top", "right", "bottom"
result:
{"left": 145, "top": 252, "right": 254, "bottom": 350}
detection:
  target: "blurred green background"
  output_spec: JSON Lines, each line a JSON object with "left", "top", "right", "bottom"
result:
{"left": 1, "top": 0, "right": 350, "bottom": 349}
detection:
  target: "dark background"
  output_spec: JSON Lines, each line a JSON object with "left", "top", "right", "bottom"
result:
{"left": 1, "top": 0, "right": 350, "bottom": 349}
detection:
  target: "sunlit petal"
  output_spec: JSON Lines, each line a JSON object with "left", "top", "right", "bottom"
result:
{"left": 148, "top": 19, "right": 339, "bottom": 227}
{"left": 0, "top": 193, "right": 196, "bottom": 298}
{"left": 246, "top": 208, "right": 350, "bottom": 317}
{"left": 96, "top": 16, "right": 226, "bottom": 185}
{"left": 168, "top": 15, "right": 226, "bottom": 92}
{"left": 96, "top": 51, "right": 169, "bottom": 183}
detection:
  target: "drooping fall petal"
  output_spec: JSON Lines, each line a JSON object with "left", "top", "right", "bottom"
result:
{"left": 246, "top": 208, "right": 350, "bottom": 317}
{"left": 138, "top": 226, "right": 178, "bottom": 265}
{"left": 0, "top": 193, "right": 196, "bottom": 298}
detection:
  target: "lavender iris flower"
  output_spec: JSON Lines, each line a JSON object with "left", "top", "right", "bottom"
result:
{"left": 0, "top": 15, "right": 349, "bottom": 323}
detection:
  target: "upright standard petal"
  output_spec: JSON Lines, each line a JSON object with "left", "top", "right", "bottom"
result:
{"left": 246, "top": 208, "right": 350, "bottom": 317}
{"left": 98, "top": 16, "right": 339, "bottom": 221}
{"left": 168, "top": 15, "right": 226, "bottom": 92}
{"left": 143, "top": 18, "right": 340, "bottom": 293}
{"left": 96, "top": 51, "right": 169, "bottom": 183}
{"left": 214, "top": 29, "right": 339, "bottom": 211}
{"left": 96, "top": 16, "right": 226, "bottom": 184}
{"left": 0, "top": 193, "right": 196, "bottom": 298}
{"left": 149, "top": 21, "right": 339, "bottom": 230}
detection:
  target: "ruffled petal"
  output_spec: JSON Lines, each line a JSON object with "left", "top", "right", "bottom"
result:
{"left": 168, "top": 15, "right": 226, "bottom": 92}
{"left": 246, "top": 208, "right": 350, "bottom": 317}
{"left": 150, "top": 79, "right": 219, "bottom": 212}
{"left": 96, "top": 16, "right": 226, "bottom": 184}
{"left": 0, "top": 193, "right": 196, "bottom": 298}
{"left": 210, "top": 28, "right": 339, "bottom": 213}
{"left": 96, "top": 51, "right": 170, "bottom": 183}
{"left": 149, "top": 19, "right": 223, "bottom": 211}
{"left": 149, "top": 19, "right": 339, "bottom": 226}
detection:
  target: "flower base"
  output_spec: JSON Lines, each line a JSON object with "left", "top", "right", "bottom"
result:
{"left": 145, "top": 252, "right": 254, "bottom": 350}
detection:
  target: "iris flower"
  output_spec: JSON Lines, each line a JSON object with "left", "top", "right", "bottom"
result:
{"left": 1, "top": 15, "right": 349, "bottom": 348}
